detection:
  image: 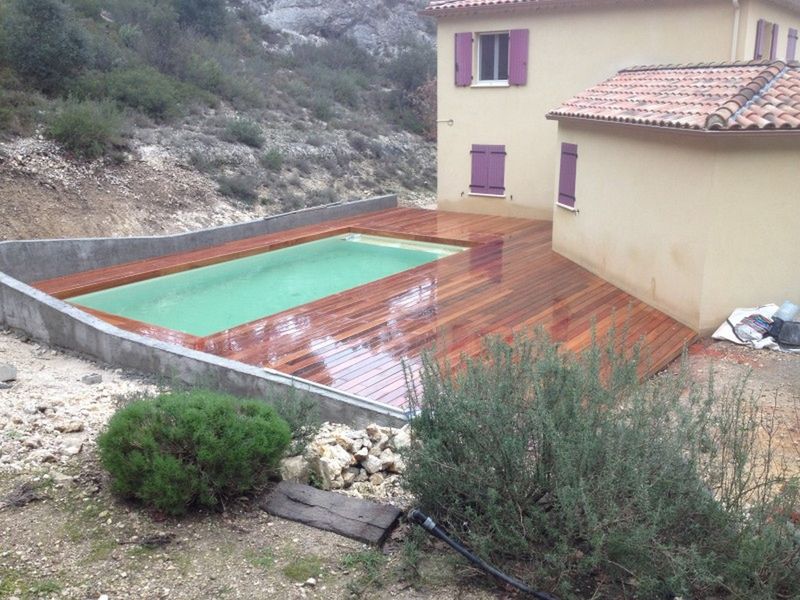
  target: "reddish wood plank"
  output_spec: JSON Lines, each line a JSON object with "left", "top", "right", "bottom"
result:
{"left": 33, "top": 208, "right": 697, "bottom": 408}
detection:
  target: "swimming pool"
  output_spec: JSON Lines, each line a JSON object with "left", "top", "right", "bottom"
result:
{"left": 68, "top": 233, "right": 466, "bottom": 337}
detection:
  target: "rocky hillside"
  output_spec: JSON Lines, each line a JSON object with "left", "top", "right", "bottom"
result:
{"left": 243, "top": 0, "right": 434, "bottom": 53}
{"left": 0, "top": 0, "right": 437, "bottom": 241}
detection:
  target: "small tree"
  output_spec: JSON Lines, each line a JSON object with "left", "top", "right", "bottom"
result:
{"left": 2, "top": 0, "right": 89, "bottom": 93}
{"left": 174, "top": 0, "right": 227, "bottom": 38}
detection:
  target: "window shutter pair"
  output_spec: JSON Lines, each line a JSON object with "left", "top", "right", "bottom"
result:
{"left": 557, "top": 143, "right": 578, "bottom": 209}
{"left": 755, "top": 19, "right": 784, "bottom": 60}
{"left": 454, "top": 30, "right": 529, "bottom": 86}
{"left": 789, "top": 28, "right": 798, "bottom": 61}
{"left": 470, "top": 145, "right": 506, "bottom": 195}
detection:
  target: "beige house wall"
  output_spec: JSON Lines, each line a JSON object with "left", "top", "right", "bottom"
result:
{"left": 552, "top": 121, "right": 800, "bottom": 333}
{"left": 699, "top": 136, "right": 800, "bottom": 330}
{"left": 435, "top": 0, "right": 736, "bottom": 220}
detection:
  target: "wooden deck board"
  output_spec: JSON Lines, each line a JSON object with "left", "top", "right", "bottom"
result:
{"left": 34, "top": 208, "right": 697, "bottom": 408}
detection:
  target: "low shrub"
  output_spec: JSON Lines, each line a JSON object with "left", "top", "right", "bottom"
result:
{"left": 404, "top": 331, "right": 800, "bottom": 599}
{"left": 259, "top": 148, "right": 283, "bottom": 171}
{"left": 216, "top": 173, "right": 259, "bottom": 203}
{"left": 98, "top": 390, "right": 291, "bottom": 515}
{"left": 223, "top": 117, "right": 264, "bottom": 148}
{"left": 0, "top": 70, "right": 43, "bottom": 136}
{"left": 47, "top": 98, "right": 123, "bottom": 159}
{"left": 72, "top": 67, "right": 208, "bottom": 121}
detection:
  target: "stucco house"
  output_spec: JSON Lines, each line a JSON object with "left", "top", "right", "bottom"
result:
{"left": 547, "top": 60, "right": 800, "bottom": 332}
{"left": 424, "top": 0, "right": 800, "bottom": 220}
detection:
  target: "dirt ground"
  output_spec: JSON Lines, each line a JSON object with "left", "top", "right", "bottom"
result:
{"left": 675, "top": 338, "right": 800, "bottom": 476}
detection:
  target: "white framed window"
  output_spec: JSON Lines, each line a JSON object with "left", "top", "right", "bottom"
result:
{"left": 478, "top": 32, "right": 509, "bottom": 83}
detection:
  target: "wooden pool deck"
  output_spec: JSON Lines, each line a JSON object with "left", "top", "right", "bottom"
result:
{"left": 34, "top": 208, "right": 697, "bottom": 408}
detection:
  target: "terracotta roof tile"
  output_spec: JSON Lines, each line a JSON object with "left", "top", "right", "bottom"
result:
{"left": 423, "top": 0, "right": 800, "bottom": 14}
{"left": 547, "top": 61, "right": 800, "bottom": 132}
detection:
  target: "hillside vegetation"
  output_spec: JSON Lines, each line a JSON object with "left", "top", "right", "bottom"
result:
{"left": 0, "top": 0, "right": 436, "bottom": 238}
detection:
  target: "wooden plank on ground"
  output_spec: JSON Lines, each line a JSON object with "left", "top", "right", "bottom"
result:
{"left": 260, "top": 482, "right": 401, "bottom": 546}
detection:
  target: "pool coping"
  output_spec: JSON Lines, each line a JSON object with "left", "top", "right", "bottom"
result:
{"left": 0, "top": 195, "right": 409, "bottom": 427}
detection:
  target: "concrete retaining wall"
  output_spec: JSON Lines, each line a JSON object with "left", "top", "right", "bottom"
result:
{"left": 0, "top": 195, "right": 397, "bottom": 283}
{"left": 0, "top": 196, "right": 407, "bottom": 427}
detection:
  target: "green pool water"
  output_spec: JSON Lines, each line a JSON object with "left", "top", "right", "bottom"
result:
{"left": 69, "top": 234, "right": 465, "bottom": 337}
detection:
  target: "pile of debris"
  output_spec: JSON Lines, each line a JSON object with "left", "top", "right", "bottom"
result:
{"left": 280, "top": 422, "right": 412, "bottom": 503}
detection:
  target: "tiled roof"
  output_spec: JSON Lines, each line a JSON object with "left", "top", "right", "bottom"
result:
{"left": 547, "top": 61, "right": 800, "bottom": 132}
{"left": 423, "top": 0, "right": 800, "bottom": 15}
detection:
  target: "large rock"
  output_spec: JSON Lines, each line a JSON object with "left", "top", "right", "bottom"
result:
{"left": 0, "top": 363, "right": 17, "bottom": 382}
{"left": 390, "top": 426, "right": 411, "bottom": 451}
{"left": 280, "top": 455, "right": 310, "bottom": 484}
{"left": 362, "top": 454, "right": 382, "bottom": 475}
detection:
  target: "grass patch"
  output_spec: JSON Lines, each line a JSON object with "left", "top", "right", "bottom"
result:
{"left": 247, "top": 548, "right": 276, "bottom": 571}
{"left": 342, "top": 550, "right": 387, "bottom": 595}
{"left": 0, "top": 568, "right": 62, "bottom": 599}
{"left": 282, "top": 554, "right": 322, "bottom": 582}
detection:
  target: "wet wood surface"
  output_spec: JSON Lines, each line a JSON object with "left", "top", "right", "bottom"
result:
{"left": 34, "top": 208, "right": 697, "bottom": 408}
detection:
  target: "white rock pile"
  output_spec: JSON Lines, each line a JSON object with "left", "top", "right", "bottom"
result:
{"left": 280, "top": 422, "right": 412, "bottom": 502}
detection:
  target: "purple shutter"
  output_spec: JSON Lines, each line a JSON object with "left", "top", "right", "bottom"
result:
{"left": 508, "top": 29, "right": 529, "bottom": 85}
{"left": 470, "top": 144, "right": 506, "bottom": 194}
{"left": 754, "top": 18, "right": 766, "bottom": 59}
{"left": 487, "top": 146, "right": 506, "bottom": 194}
{"left": 470, "top": 145, "right": 489, "bottom": 192}
{"left": 788, "top": 28, "right": 798, "bottom": 61}
{"left": 770, "top": 23, "right": 780, "bottom": 60}
{"left": 455, "top": 32, "right": 473, "bottom": 87}
{"left": 557, "top": 143, "right": 578, "bottom": 208}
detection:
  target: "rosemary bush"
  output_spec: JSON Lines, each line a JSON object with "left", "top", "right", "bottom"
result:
{"left": 98, "top": 390, "right": 290, "bottom": 515}
{"left": 404, "top": 332, "right": 799, "bottom": 599}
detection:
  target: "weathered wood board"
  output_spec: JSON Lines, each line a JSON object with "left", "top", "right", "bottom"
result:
{"left": 260, "top": 482, "right": 402, "bottom": 546}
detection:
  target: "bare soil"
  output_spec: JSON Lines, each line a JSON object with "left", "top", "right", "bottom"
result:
{"left": 673, "top": 338, "right": 800, "bottom": 476}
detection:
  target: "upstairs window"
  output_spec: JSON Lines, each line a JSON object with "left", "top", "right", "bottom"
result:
{"left": 455, "top": 30, "right": 528, "bottom": 87}
{"left": 479, "top": 33, "right": 509, "bottom": 82}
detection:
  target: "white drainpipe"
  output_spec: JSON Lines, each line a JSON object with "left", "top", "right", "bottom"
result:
{"left": 731, "top": 0, "right": 741, "bottom": 61}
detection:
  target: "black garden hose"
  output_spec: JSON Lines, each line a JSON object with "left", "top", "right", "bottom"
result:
{"left": 408, "top": 508, "right": 559, "bottom": 600}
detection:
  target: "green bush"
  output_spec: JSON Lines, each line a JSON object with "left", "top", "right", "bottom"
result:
{"left": 404, "top": 332, "right": 800, "bottom": 599}
{"left": 384, "top": 43, "right": 435, "bottom": 93}
{"left": 174, "top": 0, "right": 227, "bottom": 38}
{"left": 216, "top": 173, "right": 259, "bottom": 203}
{"left": 98, "top": 390, "right": 291, "bottom": 515}
{"left": 0, "top": 69, "right": 43, "bottom": 135}
{"left": 2, "top": 0, "right": 90, "bottom": 93}
{"left": 260, "top": 148, "right": 283, "bottom": 171}
{"left": 72, "top": 67, "right": 205, "bottom": 121}
{"left": 223, "top": 117, "right": 265, "bottom": 148}
{"left": 47, "top": 98, "right": 123, "bottom": 159}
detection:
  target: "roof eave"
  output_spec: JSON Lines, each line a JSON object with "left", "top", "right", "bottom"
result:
{"left": 546, "top": 113, "right": 800, "bottom": 135}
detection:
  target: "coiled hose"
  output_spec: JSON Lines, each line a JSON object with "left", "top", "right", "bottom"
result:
{"left": 408, "top": 508, "right": 558, "bottom": 600}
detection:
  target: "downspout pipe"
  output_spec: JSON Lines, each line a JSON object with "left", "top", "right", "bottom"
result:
{"left": 408, "top": 508, "right": 559, "bottom": 600}
{"left": 731, "top": 0, "right": 741, "bottom": 61}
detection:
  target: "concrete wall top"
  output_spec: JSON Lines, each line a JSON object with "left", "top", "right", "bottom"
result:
{"left": 0, "top": 195, "right": 397, "bottom": 283}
